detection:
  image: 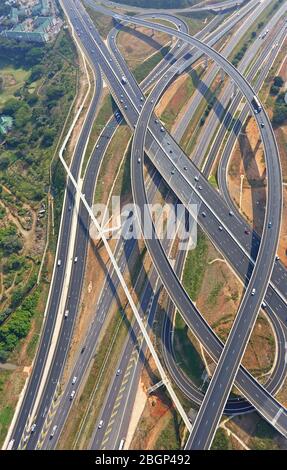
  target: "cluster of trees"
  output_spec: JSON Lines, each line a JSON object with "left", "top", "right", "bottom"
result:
{"left": 0, "top": 33, "right": 77, "bottom": 204}
{"left": 272, "top": 91, "right": 287, "bottom": 126}
{"left": 269, "top": 75, "right": 287, "bottom": 126}
{"left": 0, "top": 290, "right": 39, "bottom": 362}
{"left": 270, "top": 76, "right": 284, "bottom": 96}
{"left": 3, "top": 97, "right": 32, "bottom": 129}
{"left": 0, "top": 3, "right": 10, "bottom": 17}
{"left": 0, "top": 38, "right": 45, "bottom": 67}
{"left": 0, "top": 31, "right": 77, "bottom": 361}
{"left": 0, "top": 224, "right": 23, "bottom": 257}
{"left": 3, "top": 254, "right": 26, "bottom": 275}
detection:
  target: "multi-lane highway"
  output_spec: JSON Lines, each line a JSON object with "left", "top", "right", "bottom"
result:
{"left": 7, "top": 0, "right": 287, "bottom": 450}
{"left": 39, "top": 6, "right": 267, "bottom": 449}
{"left": 61, "top": 0, "right": 287, "bottom": 442}
{"left": 116, "top": 11, "right": 283, "bottom": 448}
{"left": 13, "top": 9, "right": 192, "bottom": 450}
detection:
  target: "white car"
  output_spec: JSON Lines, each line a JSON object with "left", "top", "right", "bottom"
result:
{"left": 31, "top": 423, "right": 37, "bottom": 433}
{"left": 72, "top": 376, "right": 77, "bottom": 385}
{"left": 251, "top": 288, "right": 256, "bottom": 296}
{"left": 70, "top": 390, "right": 76, "bottom": 400}
{"left": 57, "top": 259, "right": 61, "bottom": 267}
{"left": 50, "top": 425, "right": 57, "bottom": 439}
{"left": 64, "top": 309, "right": 69, "bottom": 318}
{"left": 74, "top": 256, "right": 78, "bottom": 263}
{"left": 98, "top": 420, "right": 104, "bottom": 429}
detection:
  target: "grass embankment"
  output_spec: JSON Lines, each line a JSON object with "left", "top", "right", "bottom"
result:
{"left": 182, "top": 232, "right": 208, "bottom": 301}
{"left": 180, "top": 74, "right": 224, "bottom": 157}
{"left": 250, "top": 420, "right": 281, "bottom": 450}
{"left": 154, "top": 414, "right": 181, "bottom": 450}
{"left": 179, "top": 11, "right": 215, "bottom": 36}
{"left": 172, "top": 233, "right": 208, "bottom": 386}
{"left": 211, "top": 428, "right": 231, "bottom": 450}
{"left": 94, "top": 122, "right": 132, "bottom": 204}
{"left": 81, "top": 94, "right": 115, "bottom": 177}
{"left": 133, "top": 45, "right": 171, "bottom": 84}
{"left": 159, "top": 66, "right": 204, "bottom": 132}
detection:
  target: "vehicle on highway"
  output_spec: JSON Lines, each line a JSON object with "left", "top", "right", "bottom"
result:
{"left": 50, "top": 425, "right": 57, "bottom": 439}
{"left": 116, "top": 369, "right": 121, "bottom": 376}
{"left": 72, "top": 376, "right": 77, "bottom": 385}
{"left": 119, "top": 438, "right": 125, "bottom": 450}
{"left": 251, "top": 288, "right": 256, "bottom": 296}
{"left": 137, "top": 158, "right": 141, "bottom": 163}
{"left": 74, "top": 256, "right": 78, "bottom": 262}
{"left": 7, "top": 440, "right": 14, "bottom": 450}
{"left": 57, "top": 259, "right": 61, "bottom": 267}
{"left": 121, "top": 75, "right": 127, "bottom": 84}
{"left": 251, "top": 95, "right": 262, "bottom": 113}
{"left": 98, "top": 420, "right": 104, "bottom": 429}
{"left": 64, "top": 309, "right": 69, "bottom": 318}
{"left": 30, "top": 423, "right": 37, "bottom": 433}
{"left": 70, "top": 390, "right": 75, "bottom": 400}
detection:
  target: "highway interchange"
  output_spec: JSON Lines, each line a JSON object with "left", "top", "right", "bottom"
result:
{"left": 5, "top": 0, "right": 287, "bottom": 451}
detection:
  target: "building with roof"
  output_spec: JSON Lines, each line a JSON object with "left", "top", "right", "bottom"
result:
{"left": 1, "top": 0, "right": 62, "bottom": 43}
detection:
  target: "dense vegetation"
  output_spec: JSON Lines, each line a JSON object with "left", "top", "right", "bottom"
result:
{"left": 110, "top": 0, "right": 199, "bottom": 8}
{"left": 0, "top": 32, "right": 77, "bottom": 361}
{"left": 269, "top": 76, "right": 287, "bottom": 126}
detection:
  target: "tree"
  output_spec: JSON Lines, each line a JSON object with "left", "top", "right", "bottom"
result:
{"left": 14, "top": 105, "right": 32, "bottom": 128}
{"left": 25, "top": 47, "right": 45, "bottom": 66}
{"left": 45, "top": 85, "right": 65, "bottom": 101}
{"left": 273, "top": 76, "right": 284, "bottom": 87}
{"left": 2, "top": 98, "right": 22, "bottom": 116}
{"left": 29, "top": 64, "right": 44, "bottom": 83}
{"left": 270, "top": 84, "right": 280, "bottom": 96}
{"left": 42, "top": 128, "right": 56, "bottom": 147}
{"left": 272, "top": 104, "right": 287, "bottom": 125}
